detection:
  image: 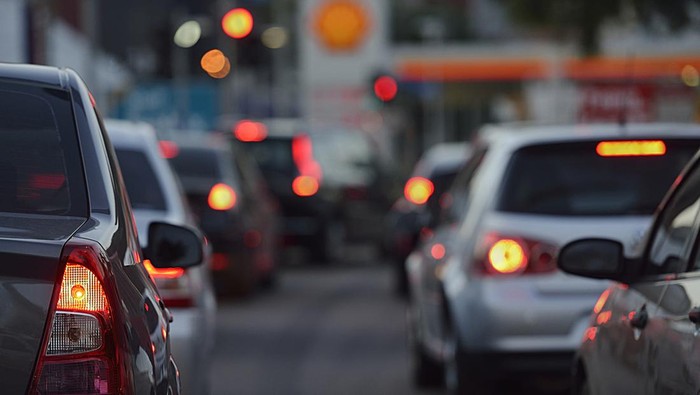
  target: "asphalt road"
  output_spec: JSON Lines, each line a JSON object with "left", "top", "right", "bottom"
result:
{"left": 208, "top": 261, "right": 439, "bottom": 395}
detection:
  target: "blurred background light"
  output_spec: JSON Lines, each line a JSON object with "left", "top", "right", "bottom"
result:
{"left": 262, "top": 26, "right": 288, "bottom": 49}
{"left": 173, "top": 20, "right": 202, "bottom": 48}
{"left": 681, "top": 65, "right": 699, "bottom": 87}
{"left": 201, "top": 49, "right": 231, "bottom": 78}
{"left": 313, "top": 0, "right": 370, "bottom": 51}
{"left": 222, "top": 8, "right": 254, "bottom": 39}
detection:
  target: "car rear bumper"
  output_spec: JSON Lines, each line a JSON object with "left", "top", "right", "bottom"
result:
{"left": 461, "top": 350, "right": 575, "bottom": 376}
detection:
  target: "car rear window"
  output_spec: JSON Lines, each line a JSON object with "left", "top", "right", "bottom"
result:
{"left": 497, "top": 140, "right": 700, "bottom": 216}
{"left": 115, "top": 149, "right": 167, "bottom": 211}
{"left": 240, "top": 138, "right": 294, "bottom": 176}
{"left": 0, "top": 84, "right": 86, "bottom": 217}
{"left": 168, "top": 148, "right": 223, "bottom": 181}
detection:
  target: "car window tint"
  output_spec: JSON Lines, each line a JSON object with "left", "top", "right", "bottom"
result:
{"left": 647, "top": 162, "right": 700, "bottom": 272}
{"left": 169, "top": 148, "right": 223, "bottom": 182}
{"left": 115, "top": 149, "right": 167, "bottom": 211}
{"left": 497, "top": 140, "right": 699, "bottom": 216}
{"left": 0, "top": 86, "right": 86, "bottom": 216}
{"left": 241, "top": 138, "right": 295, "bottom": 177}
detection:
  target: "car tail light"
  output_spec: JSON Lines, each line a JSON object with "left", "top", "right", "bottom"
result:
{"left": 292, "top": 175, "right": 319, "bottom": 197}
{"left": 404, "top": 177, "right": 434, "bottom": 205}
{"left": 30, "top": 242, "right": 127, "bottom": 394}
{"left": 593, "top": 289, "right": 611, "bottom": 314}
{"left": 144, "top": 259, "right": 194, "bottom": 308}
{"left": 234, "top": 120, "right": 268, "bottom": 142}
{"left": 159, "top": 140, "right": 179, "bottom": 159}
{"left": 596, "top": 140, "right": 666, "bottom": 157}
{"left": 208, "top": 183, "right": 237, "bottom": 210}
{"left": 473, "top": 232, "right": 557, "bottom": 276}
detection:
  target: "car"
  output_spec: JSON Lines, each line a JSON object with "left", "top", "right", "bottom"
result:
{"left": 230, "top": 119, "right": 336, "bottom": 263}
{"left": 558, "top": 142, "right": 700, "bottom": 394}
{"left": 105, "top": 119, "right": 217, "bottom": 395}
{"left": 0, "top": 63, "right": 204, "bottom": 394}
{"left": 166, "top": 132, "right": 279, "bottom": 295}
{"left": 405, "top": 123, "right": 700, "bottom": 393}
{"left": 384, "top": 142, "right": 472, "bottom": 296}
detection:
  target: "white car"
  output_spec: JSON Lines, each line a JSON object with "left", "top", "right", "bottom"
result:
{"left": 106, "top": 119, "right": 217, "bottom": 395}
{"left": 406, "top": 123, "right": 700, "bottom": 393}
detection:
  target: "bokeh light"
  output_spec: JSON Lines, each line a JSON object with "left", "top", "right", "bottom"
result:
{"left": 173, "top": 20, "right": 202, "bottom": 48}
{"left": 314, "top": 0, "right": 370, "bottom": 51}
{"left": 262, "top": 27, "right": 289, "bottom": 49}
{"left": 201, "top": 49, "right": 231, "bottom": 78}
{"left": 681, "top": 64, "right": 699, "bottom": 87}
{"left": 222, "top": 8, "right": 254, "bottom": 39}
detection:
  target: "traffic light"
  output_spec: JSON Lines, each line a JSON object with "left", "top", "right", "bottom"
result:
{"left": 222, "top": 8, "right": 254, "bottom": 39}
{"left": 372, "top": 75, "right": 398, "bottom": 102}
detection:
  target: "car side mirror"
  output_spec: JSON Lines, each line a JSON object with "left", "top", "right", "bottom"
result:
{"left": 146, "top": 222, "right": 204, "bottom": 269}
{"left": 558, "top": 238, "right": 627, "bottom": 281}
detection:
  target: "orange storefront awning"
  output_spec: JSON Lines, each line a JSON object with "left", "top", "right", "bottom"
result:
{"left": 396, "top": 56, "right": 700, "bottom": 82}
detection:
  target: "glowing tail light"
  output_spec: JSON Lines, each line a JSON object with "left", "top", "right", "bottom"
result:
{"left": 292, "top": 175, "right": 319, "bottom": 197}
{"left": 404, "top": 177, "right": 434, "bottom": 205}
{"left": 208, "top": 183, "right": 237, "bottom": 210}
{"left": 144, "top": 259, "right": 185, "bottom": 280}
{"left": 291, "top": 134, "right": 322, "bottom": 196}
{"left": 31, "top": 243, "right": 125, "bottom": 394}
{"left": 234, "top": 120, "right": 268, "bottom": 142}
{"left": 474, "top": 232, "right": 557, "bottom": 276}
{"left": 159, "top": 140, "right": 179, "bottom": 159}
{"left": 596, "top": 140, "right": 666, "bottom": 157}
{"left": 593, "top": 289, "right": 611, "bottom": 314}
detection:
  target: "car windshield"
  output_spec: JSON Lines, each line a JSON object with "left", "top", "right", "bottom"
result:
{"left": 0, "top": 85, "right": 85, "bottom": 217}
{"left": 115, "top": 149, "right": 167, "bottom": 211}
{"left": 497, "top": 140, "right": 700, "bottom": 216}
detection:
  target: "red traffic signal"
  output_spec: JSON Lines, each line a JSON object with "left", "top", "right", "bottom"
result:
{"left": 373, "top": 75, "right": 398, "bottom": 102}
{"left": 222, "top": 8, "right": 254, "bottom": 39}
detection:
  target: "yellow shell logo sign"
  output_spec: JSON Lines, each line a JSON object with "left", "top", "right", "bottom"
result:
{"left": 314, "top": 0, "right": 370, "bottom": 52}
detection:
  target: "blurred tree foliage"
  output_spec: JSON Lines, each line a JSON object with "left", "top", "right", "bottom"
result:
{"left": 502, "top": 0, "right": 700, "bottom": 55}
{"left": 390, "top": 0, "right": 471, "bottom": 42}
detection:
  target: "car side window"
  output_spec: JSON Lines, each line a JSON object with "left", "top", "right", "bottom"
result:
{"left": 649, "top": 165, "right": 700, "bottom": 274}
{"left": 439, "top": 148, "right": 487, "bottom": 225}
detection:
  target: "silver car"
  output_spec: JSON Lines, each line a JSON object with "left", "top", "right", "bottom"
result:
{"left": 106, "top": 119, "right": 217, "bottom": 395}
{"left": 406, "top": 123, "right": 700, "bottom": 393}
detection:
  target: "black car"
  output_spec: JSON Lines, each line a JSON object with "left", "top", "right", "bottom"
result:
{"left": 167, "top": 133, "right": 279, "bottom": 295}
{"left": 231, "top": 119, "right": 335, "bottom": 263}
{"left": 559, "top": 146, "right": 700, "bottom": 394}
{"left": 0, "top": 64, "right": 203, "bottom": 394}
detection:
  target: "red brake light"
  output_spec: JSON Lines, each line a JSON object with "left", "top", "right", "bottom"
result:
{"left": 208, "top": 183, "right": 237, "bottom": 210}
{"left": 488, "top": 239, "right": 528, "bottom": 274}
{"left": 596, "top": 140, "right": 666, "bottom": 157}
{"left": 159, "top": 140, "right": 179, "bottom": 159}
{"left": 292, "top": 134, "right": 322, "bottom": 180}
{"left": 234, "top": 120, "right": 268, "bottom": 142}
{"left": 431, "top": 243, "right": 446, "bottom": 260}
{"left": 475, "top": 232, "right": 557, "bottom": 276}
{"left": 404, "top": 177, "right": 434, "bottom": 205}
{"left": 31, "top": 242, "right": 126, "bottom": 394}
{"left": 292, "top": 175, "right": 319, "bottom": 197}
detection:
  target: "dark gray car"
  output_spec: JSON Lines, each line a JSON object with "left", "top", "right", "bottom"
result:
{"left": 0, "top": 64, "right": 203, "bottom": 394}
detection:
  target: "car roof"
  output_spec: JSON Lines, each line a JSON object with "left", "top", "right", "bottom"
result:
{"left": 413, "top": 142, "right": 472, "bottom": 177}
{"left": 0, "top": 63, "right": 68, "bottom": 89}
{"left": 104, "top": 119, "right": 159, "bottom": 148}
{"left": 164, "top": 131, "right": 230, "bottom": 153}
{"left": 476, "top": 123, "right": 700, "bottom": 150}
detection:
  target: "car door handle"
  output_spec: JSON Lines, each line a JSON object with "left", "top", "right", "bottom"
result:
{"left": 630, "top": 304, "right": 648, "bottom": 330}
{"left": 688, "top": 307, "right": 700, "bottom": 324}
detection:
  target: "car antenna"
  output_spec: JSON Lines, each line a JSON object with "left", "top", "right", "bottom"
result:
{"left": 618, "top": 52, "right": 635, "bottom": 133}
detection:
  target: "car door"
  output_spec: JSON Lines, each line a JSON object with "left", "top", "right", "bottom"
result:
{"left": 645, "top": 162, "right": 700, "bottom": 394}
{"left": 628, "top": 160, "right": 700, "bottom": 394}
